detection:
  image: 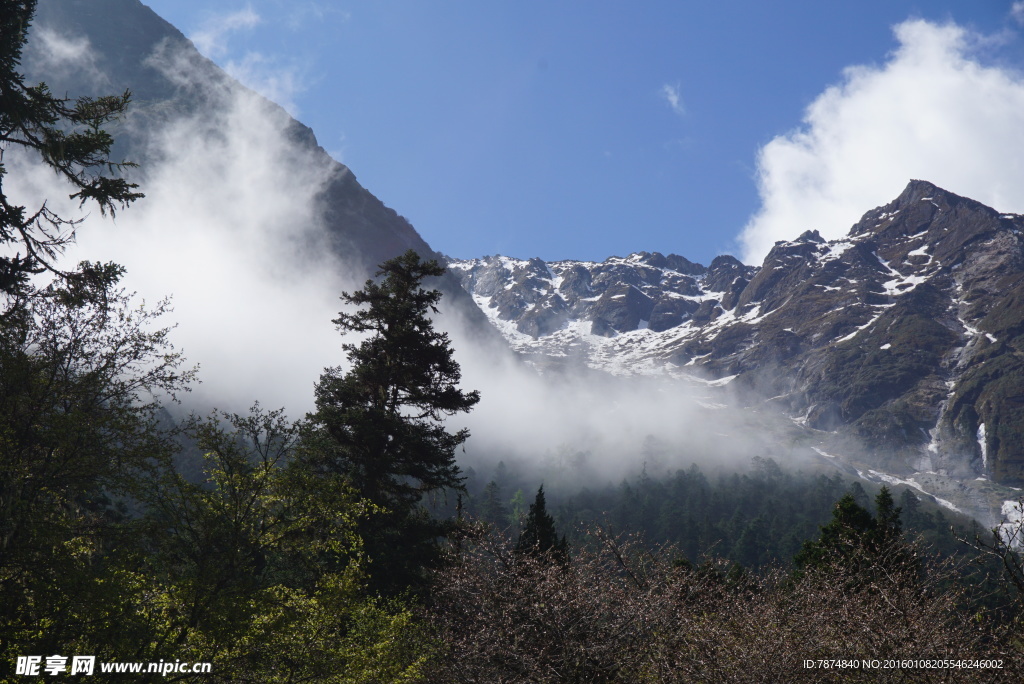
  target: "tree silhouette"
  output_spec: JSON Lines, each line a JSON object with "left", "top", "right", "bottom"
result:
{"left": 0, "top": 0, "right": 142, "bottom": 312}
{"left": 302, "top": 249, "right": 479, "bottom": 593}
{"left": 516, "top": 486, "right": 567, "bottom": 561}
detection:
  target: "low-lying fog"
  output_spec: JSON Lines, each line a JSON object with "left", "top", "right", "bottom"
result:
{"left": 8, "top": 26, "right": 821, "bottom": 490}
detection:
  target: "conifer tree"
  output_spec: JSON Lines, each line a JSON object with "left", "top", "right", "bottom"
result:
{"left": 516, "top": 486, "right": 567, "bottom": 561}
{"left": 0, "top": 0, "right": 142, "bottom": 312}
{"left": 302, "top": 249, "right": 480, "bottom": 592}
{"left": 899, "top": 488, "right": 922, "bottom": 528}
{"left": 794, "top": 486, "right": 908, "bottom": 580}
{"left": 479, "top": 480, "right": 509, "bottom": 529}
{"left": 870, "top": 485, "right": 903, "bottom": 547}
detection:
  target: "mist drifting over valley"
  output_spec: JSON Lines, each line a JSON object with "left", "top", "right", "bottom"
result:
{"left": 13, "top": 2, "right": 1024, "bottom": 529}
{"left": 4, "top": 11, "right": 819, "bottom": 497}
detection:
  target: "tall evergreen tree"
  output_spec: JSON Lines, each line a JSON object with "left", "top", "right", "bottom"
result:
{"left": 871, "top": 485, "right": 902, "bottom": 547}
{"left": 479, "top": 480, "right": 509, "bottom": 529}
{"left": 516, "top": 486, "right": 567, "bottom": 561}
{"left": 794, "top": 486, "right": 908, "bottom": 581}
{"left": 899, "top": 488, "right": 923, "bottom": 529}
{"left": 302, "top": 249, "right": 480, "bottom": 593}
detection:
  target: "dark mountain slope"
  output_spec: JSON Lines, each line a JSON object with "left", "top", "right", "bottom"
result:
{"left": 29, "top": 0, "right": 496, "bottom": 337}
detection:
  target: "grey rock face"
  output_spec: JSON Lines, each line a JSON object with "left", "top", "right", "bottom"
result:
{"left": 448, "top": 252, "right": 753, "bottom": 341}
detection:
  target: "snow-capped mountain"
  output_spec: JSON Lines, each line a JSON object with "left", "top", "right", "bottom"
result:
{"left": 448, "top": 251, "right": 754, "bottom": 375}
{"left": 450, "top": 180, "right": 1024, "bottom": 495}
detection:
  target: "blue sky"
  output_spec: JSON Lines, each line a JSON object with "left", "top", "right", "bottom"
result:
{"left": 142, "top": 1, "right": 1024, "bottom": 266}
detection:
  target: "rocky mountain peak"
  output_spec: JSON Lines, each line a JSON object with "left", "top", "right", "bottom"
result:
{"left": 796, "top": 229, "right": 826, "bottom": 243}
{"left": 853, "top": 180, "right": 1001, "bottom": 243}
{"left": 451, "top": 182, "right": 1024, "bottom": 497}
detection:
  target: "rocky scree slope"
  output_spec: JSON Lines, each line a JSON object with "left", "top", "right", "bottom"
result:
{"left": 450, "top": 181, "right": 1024, "bottom": 488}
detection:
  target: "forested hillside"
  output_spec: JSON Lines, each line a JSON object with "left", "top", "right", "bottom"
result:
{"left": 458, "top": 456, "right": 974, "bottom": 570}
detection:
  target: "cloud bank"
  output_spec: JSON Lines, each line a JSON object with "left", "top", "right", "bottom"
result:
{"left": 740, "top": 19, "right": 1024, "bottom": 263}
{"left": 9, "top": 30, "right": 357, "bottom": 417}
{"left": 441, "top": 309, "right": 793, "bottom": 486}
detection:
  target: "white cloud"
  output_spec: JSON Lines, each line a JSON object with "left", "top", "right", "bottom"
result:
{"left": 222, "top": 53, "right": 307, "bottom": 116}
{"left": 740, "top": 19, "right": 1024, "bottom": 263}
{"left": 1012, "top": 2, "right": 1024, "bottom": 26}
{"left": 22, "top": 26, "right": 106, "bottom": 89}
{"left": 187, "top": 7, "right": 306, "bottom": 116}
{"left": 8, "top": 36, "right": 355, "bottom": 417}
{"left": 661, "top": 82, "right": 685, "bottom": 116}
{"left": 190, "top": 7, "right": 261, "bottom": 58}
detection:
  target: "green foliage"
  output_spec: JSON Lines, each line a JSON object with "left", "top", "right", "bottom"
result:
{"left": 472, "top": 457, "right": 850, "bottom": 571}
{"left": 465, "top": 457, "right": 979, "bottom": 577}
{"left": 0, "top": 0, "right": 142, "bottom": 308}
{"left": 2, "top": 399, "right": 438, "bottom": 681}
{"left": 0, "top": 274, "right": 192, "bottom": 671}
{"left": 135, "top": 407, "right": 434, "bottom": 682}
{"left": 302, "top": 249, "right": 480, "bottom": 593}
{"left": 508, "top": 488, "right": 527, "bottom": 527}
